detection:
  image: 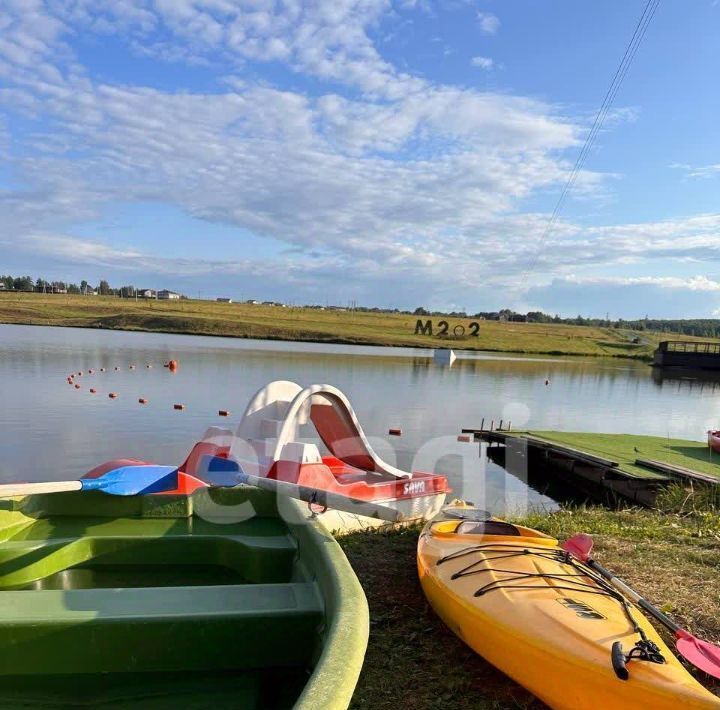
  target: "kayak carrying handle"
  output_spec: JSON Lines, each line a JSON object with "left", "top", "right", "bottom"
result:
{"left": 611, "top": 642, "right": 629, "bottom": 681}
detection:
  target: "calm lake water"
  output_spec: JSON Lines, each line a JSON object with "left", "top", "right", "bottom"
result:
{"left": 2, "top": 324, "right": 719, "bottom": 514}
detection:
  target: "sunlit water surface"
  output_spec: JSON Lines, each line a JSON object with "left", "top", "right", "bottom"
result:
{"left": 2, "top": 325, "right": 719, "bottom": 515}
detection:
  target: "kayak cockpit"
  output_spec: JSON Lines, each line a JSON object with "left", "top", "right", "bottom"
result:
{"left": 428, "top": 518, "right": 558, "bottom": 546}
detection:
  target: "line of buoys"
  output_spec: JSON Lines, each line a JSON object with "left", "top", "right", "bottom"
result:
{"left": 388, "top": 428, "right": 402, "bottom": 436}
{"left": 66, "top": 358, "right": 237, "bottom": 417}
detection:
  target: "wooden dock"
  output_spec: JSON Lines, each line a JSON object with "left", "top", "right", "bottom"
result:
{"left": 653, "top": 340, "right": 720, "bottom": 370}
{"left": 635, "top": 458, "right": 720, "bottom": 486}
{"left": 461, "top": 428, "right": 719, "bottom": 507}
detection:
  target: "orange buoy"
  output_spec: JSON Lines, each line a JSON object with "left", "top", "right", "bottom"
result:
{"left": 218, "top": 410, "right": 230, "bottom": 417}
{"left": 167, "top": 360, "right": 178, "bottom": 371}
{"left": 457, "top": 434, "right": 471, "bottom": 443}
{"left": 173, "top": 403, "right": 185, "bottom": 410}
{"left": 74, "top": 384, "right": 81, "bottom": 389}
{"left": 89, "top": 388, "right": 97, "bottom": 394}
{"left": 388, "top": 428, "right": 402, "bottom": 436}
{"left": 139, "top": 398, "right": 148, "bottom": 404}
{"left": 109, "top": 393, "right": 118, "bottom": 399}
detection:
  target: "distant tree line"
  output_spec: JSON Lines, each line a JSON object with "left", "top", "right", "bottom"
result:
{"left": 1, "top": 274, "right": 141, "bottom": 298}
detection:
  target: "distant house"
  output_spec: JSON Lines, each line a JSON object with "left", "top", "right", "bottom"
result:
{"left": 0, "top": 283, "right": 6, "bottom": 291}
{"left": 137, "top": 288, "right": 157, "bottom": 299}
{"left": 216, "top": 297, "right": 233, "bottom": 303}
{"left": 82, "top": 285, "right": 97, "bottom": 296}
{"left": 34, "top": 285, "right": 66, "bottom": 294}
{"left": 158, "top": 289, "right": 181, "bottom": 300}
{"left": 246, "top": 299, "right": 259, "bottom": 305}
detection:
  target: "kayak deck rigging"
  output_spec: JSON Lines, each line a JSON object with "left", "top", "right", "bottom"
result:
{"left": 434, "top": 525, "right": 667, "bottom": 677}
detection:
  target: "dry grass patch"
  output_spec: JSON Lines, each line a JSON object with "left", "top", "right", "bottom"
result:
{"left": 341, "top": 508, "right": 719, "bottom": 709}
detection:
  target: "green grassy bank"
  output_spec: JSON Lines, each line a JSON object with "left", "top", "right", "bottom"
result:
{"left": 0, "top": 292, "right": 710, "bottom": 359}
{"left": 342, "top": 507, "right": 720, "bottom": 709}
{"left": 527, "top": 431, "right": 719, "bottom": 480}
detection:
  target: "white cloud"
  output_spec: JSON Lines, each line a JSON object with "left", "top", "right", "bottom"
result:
{"left": 549, "top": 274, "right": 720, "bottom": 292}
{"left": 526, "top": 275, "right": 720, "bottom": 319}
{"left": 675, "top": 162, "right": 720, "bottom": 179}
{"left": 477, "top": 11, "right": 500, "bottom": 34}
{"left": 3, "top": 1, "right": 708, "bottom": 314}
{"left": 471, "top": 56, "right": 493, "bottom": 70}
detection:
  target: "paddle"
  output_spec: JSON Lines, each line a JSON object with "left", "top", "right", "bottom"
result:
{"left": 563, "top": 533, "right": 720, "bottom": 679}
{"left": 198, "top": 457, "right": 403, "bottom": 523}
{"left": 0, "top": 465, "right": 179, "bottom": 498}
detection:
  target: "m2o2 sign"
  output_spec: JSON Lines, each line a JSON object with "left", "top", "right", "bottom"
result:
{"left": 414, "top": 319, "right": 480, "bottom": 338}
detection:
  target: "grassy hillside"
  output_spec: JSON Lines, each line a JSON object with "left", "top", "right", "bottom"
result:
{"left": 0, "top": 292, "right": 710, "bottom": 358}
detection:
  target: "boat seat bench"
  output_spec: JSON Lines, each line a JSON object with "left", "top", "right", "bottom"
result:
{"left": 0, "top": 530, "right": 299, "bottom": 587}
{"left": 0, "top": 582, "right": 323, "bottom": 675}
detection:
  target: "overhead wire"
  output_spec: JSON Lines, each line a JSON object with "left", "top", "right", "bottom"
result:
{"left": 522, "top": 0, "right": 661, "bottom": 278}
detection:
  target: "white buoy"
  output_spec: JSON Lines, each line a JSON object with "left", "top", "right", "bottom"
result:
{"left": 433, "top": 348, "right": 457, "bottom": 366}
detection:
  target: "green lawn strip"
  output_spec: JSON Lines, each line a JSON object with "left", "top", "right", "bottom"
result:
{"left": 342, "top": 508, "right": 720, "bottom": 709}
{"left": 526, "top": 431, "right": 720, "bottom": 480}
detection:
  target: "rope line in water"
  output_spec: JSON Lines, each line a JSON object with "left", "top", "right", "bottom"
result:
{"left": 65, "top": 360, "right": 230, "bottom": 417}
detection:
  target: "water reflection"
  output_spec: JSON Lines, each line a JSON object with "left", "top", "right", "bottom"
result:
{"left": 1, "top": 325, "right": 719, "bottom": 515}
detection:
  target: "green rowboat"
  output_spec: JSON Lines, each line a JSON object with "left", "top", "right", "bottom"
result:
{"left": 0, "top": 484, "right": 368, "bottom": 708}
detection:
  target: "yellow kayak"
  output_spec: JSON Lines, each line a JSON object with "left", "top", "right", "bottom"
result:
{"left": 417, "top": 509, "right": 719, "bottom": 709}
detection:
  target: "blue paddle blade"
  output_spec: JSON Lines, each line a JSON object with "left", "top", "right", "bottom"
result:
{"left": 196, "top": 455, "right": 245, "bottom": 487}
{"left": 80, "top": 465, "right": 179, "bottom": 496}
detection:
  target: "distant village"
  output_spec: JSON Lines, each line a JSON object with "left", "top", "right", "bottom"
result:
{"left": 0, "top": 277, "right": 184, "bottom": 300}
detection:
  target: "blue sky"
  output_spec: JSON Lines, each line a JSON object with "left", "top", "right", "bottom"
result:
{"left": 1, "top": 0, "right": 720, "bottom": 317}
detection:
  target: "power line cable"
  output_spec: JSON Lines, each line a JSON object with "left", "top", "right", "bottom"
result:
{"left": 523, "top": 0, "right": 661, "bottom": 278}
